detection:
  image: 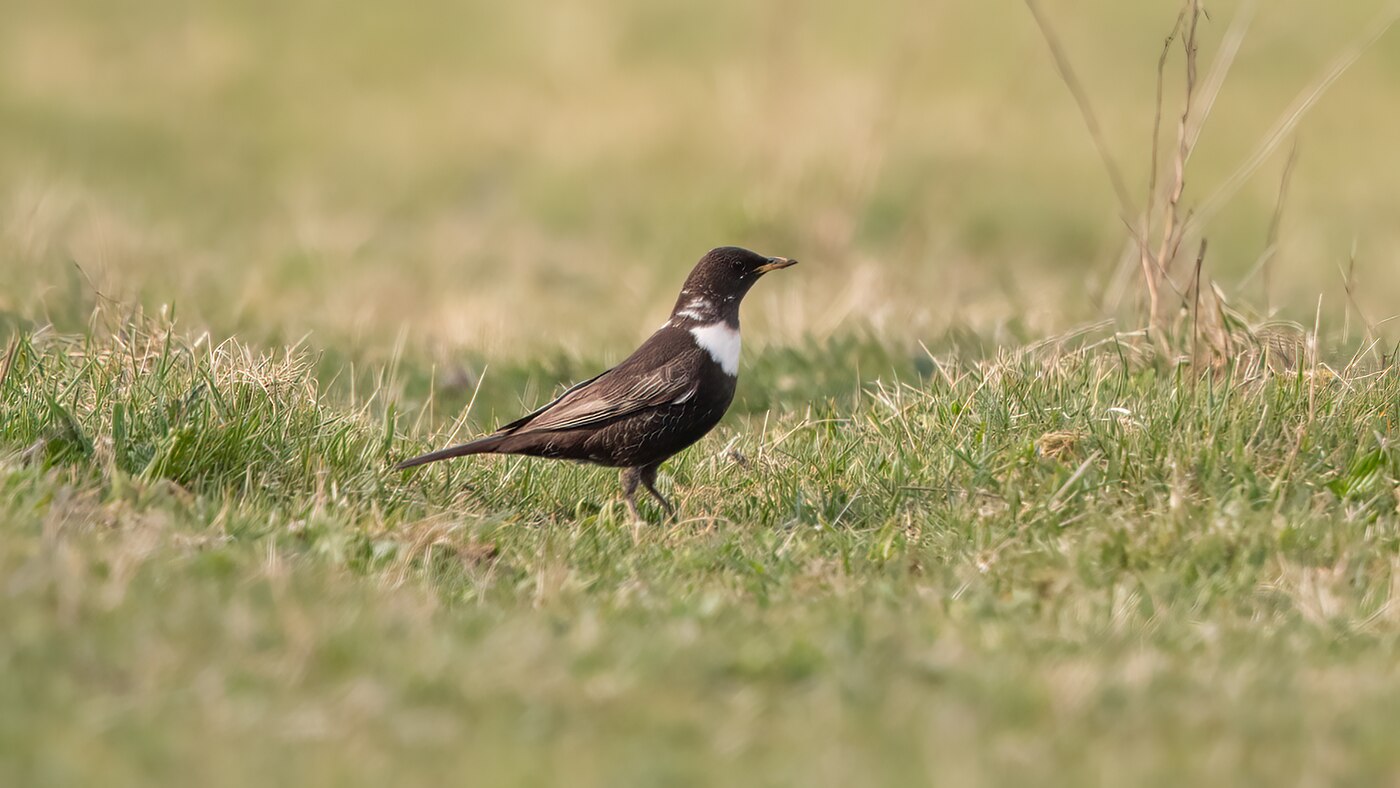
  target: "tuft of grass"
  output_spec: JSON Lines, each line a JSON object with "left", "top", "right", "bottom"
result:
{"left": 0, "top": 317, "right": 396, "bottom": 505}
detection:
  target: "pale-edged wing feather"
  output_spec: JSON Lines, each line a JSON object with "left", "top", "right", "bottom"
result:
{"left": 493, "top": 371, "right": 606, "bottom": 433}
{"left": 493, "top": 331, "right": 702, "bottom": 435}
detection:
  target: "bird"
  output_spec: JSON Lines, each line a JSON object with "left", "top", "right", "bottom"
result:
{"left": 395, "top": 246, "right": 798, "bottom": 520}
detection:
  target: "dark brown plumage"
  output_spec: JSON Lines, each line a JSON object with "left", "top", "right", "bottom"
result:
{"left": 395, "top": 246, "right": 797, "bottom": 520}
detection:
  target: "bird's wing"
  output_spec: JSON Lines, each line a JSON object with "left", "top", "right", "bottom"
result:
{"left": 495, "top": 339, "right": 701, "bottom": 435}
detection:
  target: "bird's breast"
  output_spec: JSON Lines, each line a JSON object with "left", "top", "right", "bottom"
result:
{"left": 688, "top": 322, "right": 741, "bottom": 376}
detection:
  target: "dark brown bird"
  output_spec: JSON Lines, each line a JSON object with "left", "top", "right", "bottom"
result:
{"left": 395, "top": 246, "right": 797, "bottom": 520}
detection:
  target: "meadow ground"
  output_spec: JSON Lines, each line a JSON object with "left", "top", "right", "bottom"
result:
{"left": 3, "top": 1, "right": 1400, "bottom": 785}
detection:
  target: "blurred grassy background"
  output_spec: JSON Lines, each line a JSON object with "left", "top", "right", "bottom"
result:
{"left": 6, "top": 3, "right": 1400, "bottom": 785}
{"left": 3, "top": 0, "right": 1398, "bottom": 358}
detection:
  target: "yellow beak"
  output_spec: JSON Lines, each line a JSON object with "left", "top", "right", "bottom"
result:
{"left": 756, "top": 257, "right": 798, "bottom": 273}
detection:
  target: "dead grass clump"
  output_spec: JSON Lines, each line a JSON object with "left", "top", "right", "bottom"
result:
{"left": 1025, "top": 0, "right": 1400, "bottom": 372}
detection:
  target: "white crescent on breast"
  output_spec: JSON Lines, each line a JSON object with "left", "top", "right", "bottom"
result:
{"left": 689, "top": 322, "right": 741, "bottom": 376}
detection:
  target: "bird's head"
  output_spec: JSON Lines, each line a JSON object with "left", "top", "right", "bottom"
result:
{"left": 671, "top": 246, "right": 797, "bottom": 325}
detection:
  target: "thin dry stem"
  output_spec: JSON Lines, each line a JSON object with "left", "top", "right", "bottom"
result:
{"left": 1184, "top": 0, "right": 1257, "bottom": 157}
{"left": 1340, "top": 249, "right": 1381, "bottom": 363}
{"left": 1145, "top": 9, "right": 1187, "bottom": 230}
{"left": 1106, "top": 0, "right": 1249, "bottom": 317}
{"left": 1140, "top": 8, "right": 1188, "bottom": 337}
{"left": 1257, "top": 141, "right": 1300, "bottom": 312}
{"left": 1209, "top": 282, "right": 1238, "bottom": 363}
{"left": 1023, "top": 0, "right": 1138, "bottom": 226}
{"left": 0, "top": 336, "right": 17, "bottom": 391}
{"left": 1191, "top": 0, "right": 1400, "bottom": 233}
{"left": 1190, "top": 239, "right": 1208, "bottom": 371}
{"left": 1154, "top": 0, "right": 1201, "bottom": 286}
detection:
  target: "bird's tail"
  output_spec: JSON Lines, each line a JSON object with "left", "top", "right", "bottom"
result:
{"left": 394, "top": 434, "right": 508, "bottom": 470}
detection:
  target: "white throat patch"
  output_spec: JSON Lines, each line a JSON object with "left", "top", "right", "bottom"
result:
{"left": 689, "top": 322, "right": 741, "bottom": 376}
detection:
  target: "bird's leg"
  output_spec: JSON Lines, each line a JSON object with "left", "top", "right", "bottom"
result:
{"left": 638, "top": 464, "right": 676, "bottom": 520}
{"left": 620, "top": 467, "right": 644, "bottom": 522}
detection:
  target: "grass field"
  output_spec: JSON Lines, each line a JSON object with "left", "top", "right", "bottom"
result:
{"left": 4, "top": 0, "right": 1400, "bottom": 785}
